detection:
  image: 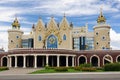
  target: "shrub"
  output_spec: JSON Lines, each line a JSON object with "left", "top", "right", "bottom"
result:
{"left": 74, "top": 66, "right": 81, "bottom": 71}
{"left": 104, "top": 63, "right": 120, "bottom": 71}
{"left": 0, "top": 67, "right": 9, "bottom": 71}
{"left": 80, "top": 63, "right": 92, "bottom": 68}
{"left": 54, "top": 67, "right": 68, "bottom": 72}
{"left": 81, "top": 67, "right": 96, "bottom": 72}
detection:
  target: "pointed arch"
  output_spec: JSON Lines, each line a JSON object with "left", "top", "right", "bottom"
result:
{"left": 38, "top": 35, "right": 42, "bottom": 41}
{"left": 46, "top": 34, "right": 58, "bottom": 49}
{"left": 63, "top": 34, "right": 66, "bottom": 40}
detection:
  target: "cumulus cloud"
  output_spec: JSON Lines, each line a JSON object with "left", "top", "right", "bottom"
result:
{"left": 110, "top": 29, "right": 120, "bottom": 50}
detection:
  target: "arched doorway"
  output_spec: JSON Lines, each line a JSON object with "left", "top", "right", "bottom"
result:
{"left": 116, "top": 55, "right": 120, "bottom": 62}
{"left": 2, "top": 57, "right": 7, "bottom": 67}
{"left": 78, "top": 56, "right": 87, "bottom": 65}
{"left": 91, "top": 56, "right": 99, "bottom": 67}
{"left": 47, "top": 34, "right": 58, "bottom": 49}
{"left": 103, "top": 55, "right": 113, "bottom": 65}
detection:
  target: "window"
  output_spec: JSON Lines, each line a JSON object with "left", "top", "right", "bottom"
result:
{"left": 96, "top": 42, "right": 98, "bottom": 45}
{"left": 102, "top": 47, "right": 105, "bottom": 49}
{"left": 102, "top": 36, "right": 106, "bottom": 40}
{"left": 63, "top": 34, "right": 66, "bottom": 40}
{"left": 16, "top": 36, "right": 19, "bottom": 39}
{"left": 96, "top": 32, "right": 98, "bottom": 35}
{"left": 16, "top": 45, "right": 18, "bottom": 48}
{"left": 38, "top": 36, "right": 42, "bottom": 41}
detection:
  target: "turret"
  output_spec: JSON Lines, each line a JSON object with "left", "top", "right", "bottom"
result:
{"left": 94, "top": 8, "right": 111, "bottom": 50}
{"left": 8, "top": 18, "right": 23, "bottom": 50}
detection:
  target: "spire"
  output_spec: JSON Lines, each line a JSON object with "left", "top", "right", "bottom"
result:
{"left": 12, "top": 17, "right": 20, "bottom": 29}
{"left": 32, "top": 24, "right": 35, "bottom": 29}
{"left": 97, "top": 7, "right": 106, "bottom": 24}
{"left": 64, "top": 12, "right": 66, "bottom": 17}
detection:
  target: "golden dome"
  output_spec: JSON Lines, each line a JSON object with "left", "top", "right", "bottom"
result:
{"left": 97, "top": 8, "right": 106, "bottom": 24}
{"left": 12, "top": 17, "right": 20, "bottom": 29}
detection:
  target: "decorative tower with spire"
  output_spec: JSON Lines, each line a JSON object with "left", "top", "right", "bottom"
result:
{"left": 94, "top": 7, "right": 111, "bottom": 50}
{"left": 8, "top": 17, "right": 23, "bottom": 50}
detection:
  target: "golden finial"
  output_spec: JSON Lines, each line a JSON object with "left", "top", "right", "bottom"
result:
{"left": 64, "top": 12, "right": 66, "bottom": 17}
{"left": 12, "top": 16, "right": 20, "bottom": 29}
{"left": 97, "top": 6, "right": 106, "bottom": 24}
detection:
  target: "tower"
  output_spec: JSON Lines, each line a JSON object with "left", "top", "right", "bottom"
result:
{"left": 8, "top": 18, "right": 23, "bottom": 50}
{"left": 94, "top": 8, "right": 111, "bottom": 50}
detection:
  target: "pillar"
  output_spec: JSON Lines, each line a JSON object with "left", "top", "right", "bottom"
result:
{"left": 66, "top": 56, "right": 68, "bottom": 67}
{"left": 15, "top": 56, "right": 17, "bottom": 68}
{"left": 46, "top": 55, "right": 48, "bottom": 66}
{"left": 42, "top": 56, "right": 44, "bottom": 67}
{"left": 72, "top": 56, "right": 74, "bottom": 67}
{"left": 23, "top": 56, "right": 26, "bottom": 68}
{"left": 57, "top": 56, "right": 59, "bottom": 67}
{"left": 9, "top": 56, "right": 12, "bottom": 67}
{"left": 34, "top": 55, "right": 37, "bottom": 68}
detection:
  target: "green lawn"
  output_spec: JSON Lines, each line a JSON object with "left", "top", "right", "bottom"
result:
{"left": 31, "top": 68, "right": 81, "bottom": 74}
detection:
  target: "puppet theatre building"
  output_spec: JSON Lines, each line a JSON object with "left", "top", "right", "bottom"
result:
{"left": 0, "top": 10, "right": 120, "bottom": 68}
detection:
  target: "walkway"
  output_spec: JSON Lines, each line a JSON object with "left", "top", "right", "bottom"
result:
{"left": 0, "top": 68, "right": 41, "bottom": 75}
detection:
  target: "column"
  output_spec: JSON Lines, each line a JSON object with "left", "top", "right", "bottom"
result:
{"left": 23, "top": 56, "right": 26, "bottom": 68}
{"left": 34, "top": 55, "right": 37, "bottom": 68}
{"left": 15, "top": 56, "right": 17, "bottom": 68}
{"left": 42, "top": 56, "right": 44, "bottom": 67}
{"left": 9, "top": 56, "right": 12, "bottom": 67}
{"left": 72, "top": 56, "right": 74, "bottom": 67}
{"left": 66, "top": 56, "right": 68, "bottom": 67}
{"left": 46, "top": 55, "right": 48, "bottom": 66}
{"left": 7, "top": 57, "right": 9, "bottom": 67}
{"left": 57, "top": 56, "right": 59, "bottom": 67}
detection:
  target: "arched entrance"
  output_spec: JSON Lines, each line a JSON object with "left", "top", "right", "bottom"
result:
{"left": 78, "top": 56, "right": 87, "bottom": 65}
{"left": 91, "top": 56, "right": 99, "bottom": 67}
{"left": 47, "top": 34, "right": 58, "bottom": 49}
{"left": 103, "top": 55, "right": 113, "bottom": 65}
{"left": 2, "top": 57, "right": 7, "bottom": 67}
{"left": 116, "top": 55, "right": 120, "bottom": 62}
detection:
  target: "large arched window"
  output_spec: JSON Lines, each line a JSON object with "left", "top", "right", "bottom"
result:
{"left": 63, "top": 34, "right": 66, "bottom": 40}
{"left": 38, "top": 35, "right": 42, "bottom": 41}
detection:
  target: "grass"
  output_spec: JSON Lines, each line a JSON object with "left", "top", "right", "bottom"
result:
{"left": 0, "top": 67, "right": 9, "bottom": 72}
{"left": 31, "top": 68, "right": 81, "bottom": 74}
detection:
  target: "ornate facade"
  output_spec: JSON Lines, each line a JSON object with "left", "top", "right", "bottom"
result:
{"left": 0, "top": 9, "right": 120, "bottom": 68}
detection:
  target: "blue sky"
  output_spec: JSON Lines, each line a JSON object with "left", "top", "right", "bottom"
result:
{"left": 0, "top": 0, "right": 120, "bottom": 50}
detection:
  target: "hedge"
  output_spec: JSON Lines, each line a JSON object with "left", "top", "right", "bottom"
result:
{"left": 81, "top": 67, "right": 96, "bottom": 72}
{"left": 104, "top": 63, "right": 120, "bottom": 71}
{"left": 0, "top": 67, "right": 9, "bottom": 71}
{"left": 54, "top": 67, "right": 68, "bottom": 72}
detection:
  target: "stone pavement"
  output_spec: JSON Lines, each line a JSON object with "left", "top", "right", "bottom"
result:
{"left": 0, "top": 68, "right": 41, "bottom": 75}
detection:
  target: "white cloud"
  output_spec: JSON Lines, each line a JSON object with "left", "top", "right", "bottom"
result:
{"left": 110, "top": 29, "right": 120, "bottom": 50}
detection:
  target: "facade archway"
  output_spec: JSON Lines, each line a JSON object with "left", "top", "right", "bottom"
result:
{"left": 90, "top": 55, "right": 100, "bottom": 67}
{"left": 78, "top": 55, "right": 87, "bottom": 66}
{"left": 103, "top": 54, "right": 113, "bottom": 65}
{"left": 1, "top": 56, "right": 8, "bottom": 67}
{"left": 116, "top": 55, "right": 120, "bottom": 62}
{"left": 47, "top": 34, "right": 58, "bottom": 49}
